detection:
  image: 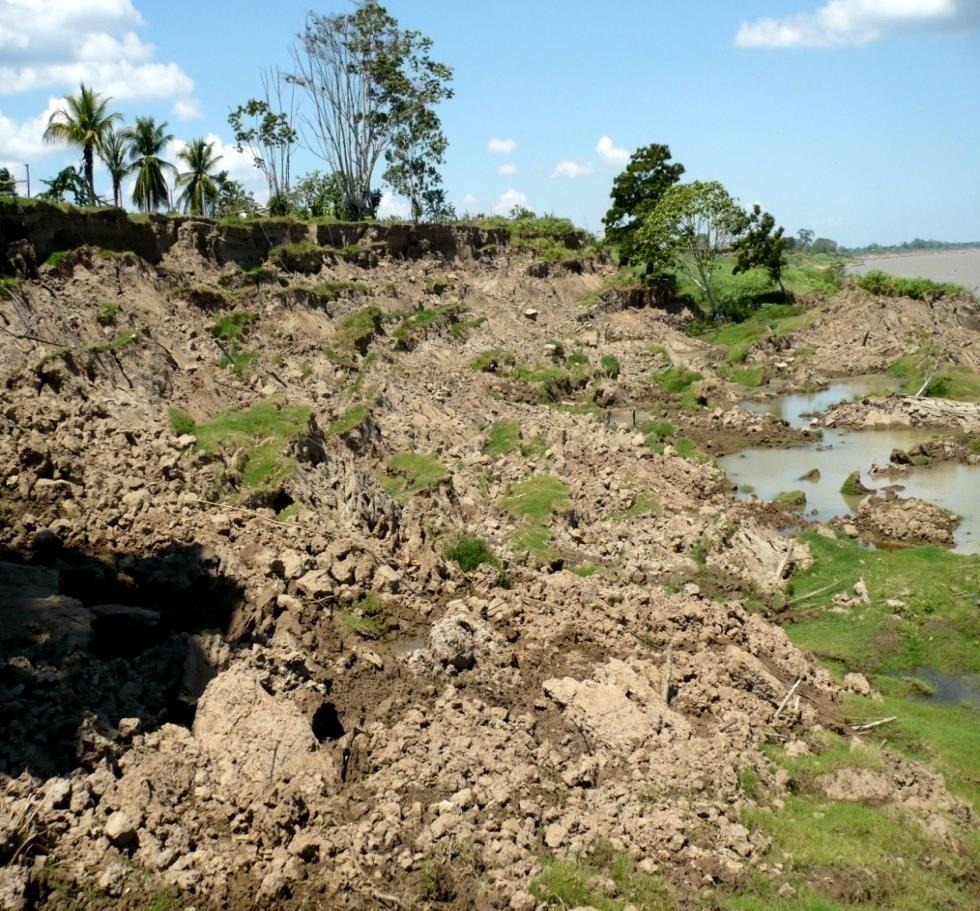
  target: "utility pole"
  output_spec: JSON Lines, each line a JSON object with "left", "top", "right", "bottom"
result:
{"left": 24, "top": 163, "right": 30, "bottom": 198}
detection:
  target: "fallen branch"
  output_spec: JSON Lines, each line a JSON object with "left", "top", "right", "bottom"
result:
{"left": 662, "top": 644, "right": 673, "bottom": 706}
{"left": 785, "top": 578, "right": 847, "bottom": 606}
{"left": 772, "top": 676, "right": 803, "bottom": 721}
{"left": 850, "top": 716, "right": 897, "bottom": 732}
{"left": 189, "top": 496, "right": 299, "bottom": 528}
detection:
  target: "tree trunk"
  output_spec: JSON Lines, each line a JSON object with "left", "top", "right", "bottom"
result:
{"left": 83, "top": 144, "right": 95, "bottom": 206}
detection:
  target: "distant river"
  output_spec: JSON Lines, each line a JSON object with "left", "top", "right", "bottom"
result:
{"left": 846, "top": 248, "right": 980, "bottom": 292}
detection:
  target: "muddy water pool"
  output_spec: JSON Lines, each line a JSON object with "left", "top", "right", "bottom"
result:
{"left": 722, "top": 378, "right": 980, "bottom": 554}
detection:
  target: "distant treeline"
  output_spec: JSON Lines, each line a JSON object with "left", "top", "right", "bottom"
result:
{"left": 841, "top": 238, "right": 980, "bottom": 256}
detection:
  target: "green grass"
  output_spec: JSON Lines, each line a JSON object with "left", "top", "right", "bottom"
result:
{"left": 531, "top": 841, "right": 674, "bottom": 911}
{"left": 193, "top": 399, "right": 311, "bottom": 490}
{"left": 268, "top": 240, "right": 324, "bottom": 271}
{"left": 307, "top": 281, "right": 369, "bottom": 304}
{"left": 857, "top": 269, "right": 973, "bottom": 302}
{"left": 338, "top": 592, "right": 386, "bottom": 639}
{"left": 167, "top": 407, "right": 196, "bottom": 436}
{"left": 784, "top": 531, "right": 980, "bottom": 677}
{"left": 774, "top": 489, "right": 807, "bottom": 510}
{"left": 652, "top": 365, "right": 701, "bottom": 394}
{"left": 725, "top": 737, "right": 980, "bottom": 911}
{"left": 218, "top": 345, "right": 257, "bottom": 379}
{"left": 380, "top": 452, "right": 448, "bottom": 497}
{"left": 334, "top": 306, "right": 384, "bottom": 355}
{"left": 327, "top": 403, "right": 370, "bottom": 436}
{"left": 0, "top": 276, "right": 21, "bottom": 295}
{"left": 839, "top": 471, "right": 868, "bottom": 496}
{"left": 210, "top": 310, "right": 255, "bottom": 342}
{"left": 447, "top": 536, "right": 497, "bottom": 572}
{"left": 888, "top": 349, "right": 980, "bottom": 401}
{"left": 511, "top": 363, "right": 593, "bottom": 402}
{"left": 720, "top": 362, "right": 765, "bottom": 387}
{"left": 607, "top": 491, "right": 662, "bottom": 522}
{"left": 482, "top": 420, "right": 520, "bottom": 458}
{"left": 469, "top": 348, "right": 514, "bottom": 372}
{"left": 599, "top": 354, "right": 621, "bottom": 378}
{"left": 501, "top": 474, "right": 571, "bottom": 562}
{"left": 673, "top": 436, "right": 711, "bottom": 463}
{"left": 703, "top": 302, "right": 815, "bottom": 365}
{"left": 96, "top": 301, "right": 118, "bottom": 325}
{"left": 392, "top": 304, "right": 460, "bottom": 350}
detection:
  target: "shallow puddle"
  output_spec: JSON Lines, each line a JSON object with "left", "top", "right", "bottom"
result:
{"left": 903, "top": 668, "right": 980, "bottom": 707}
{"left": 721, "top": 378, "right": 980, "bottom": 554}
{"left": 741, "top": 374, "right": 901, "bottom": 429}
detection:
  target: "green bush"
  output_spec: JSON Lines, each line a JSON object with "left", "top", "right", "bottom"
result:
{"left": 211, "top": 310, "right": 255, "bottom": 342}
{"left": 599, "top": 354, "right": 621, "bottom": 378}
{"left": 447, "top": 536, "right": 496, "bottom": 572}
{"left": 857, "top": 269, "right": 971, "bottom": 302}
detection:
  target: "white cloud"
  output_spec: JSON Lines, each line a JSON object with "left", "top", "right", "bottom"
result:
{"left": 497, "top": 162, "right": 518, "bottom": 175}
{"left": 0, "top": 96, "right": 65, "bottom": 160}
{"left": 735, "top": 0, "right": 976, "bottom": 48}
{"left": 0, "top": 0, "right": 196, "bottom": 107}
{"left": 551, "top": 160, "right": 593, "bottom": 179}
{"left": 461, "top": 193, "right": 478, "bottom": 207}
{"left": 377, "top": 191, "right": 411, "bottom": 219}
{"left": 492, "top": 187, "right": 527, "bottom": 215}
{"left": 173, "top": 97, "right": 203, "bottom": 120}
{"left": 487, "top": 137, "right": 517, "bottom": 155}
{"left": 596, "top": 135, "right": 629, "bottom": 167}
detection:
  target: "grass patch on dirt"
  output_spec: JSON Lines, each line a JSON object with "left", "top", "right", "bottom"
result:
{"left": 482, "top": 420, "right": 520, "bottom": 458}
{"left": 392, "top": 304, "right": 461, "bottom": 350}
{"left": 193, "top": 399, "right": 311, "bottom": 490}
{"left": 719, "top": 362, "right": 765, "bottom": 387}
{"left": 446, "top": 536, "right": 497, "bottom": 572}
{"left": 856, "top": 269, "right": 973, "bottom": 302}
{"left": 210, "top": 310, "right": 255, "bottom": 342}
{"left": 501, "top": 474, "right": 571, "bottom": 562}
{"left": 218, "top": 346, "right": 257, "bottom": 379}
{"left": 469, "top": 348, "right": 514, "bottom": 373}
{"left": 511, "top": 362, "right": 593, "bottom": 403}
{"left": 888, "top": 349, "right": 980, "bottom": 401}
{"left": 638, "top": 420, "right": 710, "bottom": 463}
{"left": 167, "top": 407, "right": 196, "bottom": 436}
{"left": 599, "top": 354, "right": 621, "bottom": 378}
{"left": 531, "top": 840, "right": 674, "bottom": 911}
{"left": 334, "top": 306, "right": 384, "bottom": 355}
{"left": 327, "top": 402, "right": 370, "bottom": 436}
{"left": 96, "top": 301, "right": 118, "bottom": 325}
{"left": 703, "top": 302, "right": 816, "bottom": 365}
{"left": 774, "top": 489, "right": 807, "bottom": 510}
{"left": 784, "top": 531, "right": 980, "bottom": 677}
{"left": 380, "top": 452, "right": 447, "bottom": 498}
{"left": 338, "top": 592, "right": 386, "bottom": 639}
{"left": 607, "top": 491, "right": 661, "bottom": 522}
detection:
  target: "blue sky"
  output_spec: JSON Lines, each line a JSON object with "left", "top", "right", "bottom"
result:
{"left": 1, "top": 0, "right": 978, "bottom": 245}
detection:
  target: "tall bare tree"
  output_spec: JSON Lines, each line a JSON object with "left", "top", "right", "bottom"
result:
{"left": 289, "top": 1, "right": 452, "bottom": 219}
{"left": 228, "top": 67, "right": 297, "bottom": 213}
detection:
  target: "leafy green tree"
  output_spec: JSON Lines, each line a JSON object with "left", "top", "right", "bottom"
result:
{"left": 98, "top": 128, "right": 128, "bottom": 208}
{"left": 811, "top": 237, "right": 838, "bottom": 255}
{"left": 126, "top": 117, "right": 174, "bottom": 212}
{"left": 175, "top": 139, "right": 223, "bottom": 215}
{"left": 0, "top": 167, "right": 15, "bottom": 197}
{"left": 382, "top": 103, "right": 448, "bottom": 222}
{"left": 290, "top": 0, "right": 453, "bottom": 219}
{"left": 229, "top": 67, "right": 297, "bottom": 215}
{"left": 796, "top": 228, "right": 814, "bottom": 251}
{"left": 289, "top": 170, "right": 341, "bottom": 218}
{"left": 38, "top": 166, "right": 92, "bottom": 205}
{"left": 733, "top": 204, "right": 790, "bottom": 298}
{"left": 637, "top": 180, "right": 745, "bottom": 320}
{"left": 43, "top": 83, "right": 121, "bottom": 206}
{"left": 213, "top": 171, "right": 258, "bottom": 217}
{"left": 602, "top": 143, "right": 685, "bottom": 264}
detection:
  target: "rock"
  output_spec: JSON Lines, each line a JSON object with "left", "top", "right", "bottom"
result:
{"left": 523, "top": 308, "right": 539, "bottom": 321}
{"left": 105, "top": 810, "right": 137, "bottom": 847}
{"left": 428, "top": 610, "right": 503, "bottom": 672}
{"left": 509, "top": 891, "right": 537, "bottom": 911}
{"left": 192, "top": 666, "right": 330, "bottom": 786}
{"left": 544, "top": 822, "right": 567, "bottom": 848}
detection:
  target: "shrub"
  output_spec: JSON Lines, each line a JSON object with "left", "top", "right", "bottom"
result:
{"left": 96, "top": 301, "right": 118, "bottom": 325}
{"left": 339, "top": 592, "right": 386, "bottom": 639}
{"left": 447, "top": 536, "right": 496, "bottom": 572}
{"left": 599, "top": 354, "right": 621, "bottom": 378}
{"left": 857, "top": 269, "right": 971, "bottom": 302}
{"left": 210, "top": 310, "right": 255, "bottom": 342}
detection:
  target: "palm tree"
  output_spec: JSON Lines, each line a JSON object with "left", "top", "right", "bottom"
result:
{"left": 99, "top": 128, "right": 128, "bottom": 208}
{"left": 126, "top": 116, "right": 174, "bottom": 212}
{"left": 175, "top": 139, "right": 223, "bottom": 216}
{"left": 43, "top": 83, "right": 121, "bottom": 206}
